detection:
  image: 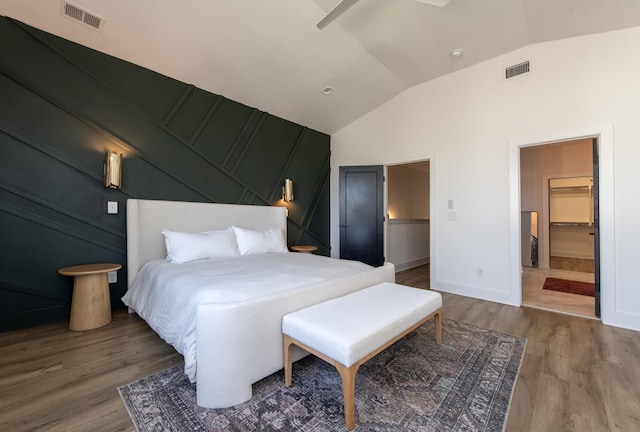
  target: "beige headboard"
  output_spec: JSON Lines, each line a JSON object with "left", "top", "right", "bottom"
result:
{"left": 126, "top": 199, "right": 287, "bottom": 286}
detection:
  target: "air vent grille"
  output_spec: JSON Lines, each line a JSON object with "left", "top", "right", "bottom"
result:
{"left": 64, "top": 3, "right": 83, "bottom": 21}
{"left": 505, "top": 61, "right": 530, "bottom": 79}
{"left": 60, "top": 1, "right": 105, "bottom": 31}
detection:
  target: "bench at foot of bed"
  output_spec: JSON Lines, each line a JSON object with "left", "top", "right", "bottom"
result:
{"left": 282, "top": 282, "right": 442, "bottom": 430}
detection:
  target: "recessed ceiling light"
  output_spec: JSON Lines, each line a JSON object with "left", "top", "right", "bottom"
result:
{"left": 450, "top": 49, "right": 463, "bottom": 59}
{"left": 321, "top": 86, "right": 334, "bottom": 95}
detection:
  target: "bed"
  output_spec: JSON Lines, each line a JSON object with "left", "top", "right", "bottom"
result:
{"left": 124, "top": 199, "right": 395, "bottom": 408}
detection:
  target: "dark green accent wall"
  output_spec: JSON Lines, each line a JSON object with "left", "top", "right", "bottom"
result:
{"left": 0, "top": 17, "right": 331, "bottom": 332}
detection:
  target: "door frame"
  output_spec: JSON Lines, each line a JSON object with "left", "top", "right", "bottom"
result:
{"left": 508, "top": 124, "right": 614, "bottom": 321}
{"left": 332, "top": 155, "right": 436, "bottom": 280}
{"left": 383, "top": 156, "right": 435, "bottom": 284}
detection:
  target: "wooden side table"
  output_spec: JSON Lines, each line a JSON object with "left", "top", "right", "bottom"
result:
{"left": 291, "top": 245, "right": 318, "bottom": 254}
{"left": 58, "top": 263, "right": 121, "bottom": 331}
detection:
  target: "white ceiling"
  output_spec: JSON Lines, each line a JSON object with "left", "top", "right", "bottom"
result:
{"left": 2, "top": 0, "right": 640, "bottom": 134}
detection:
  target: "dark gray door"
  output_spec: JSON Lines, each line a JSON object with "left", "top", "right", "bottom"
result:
{"left": 339, "top": 165, "right": 384, "bottom": 266}
{"left": 592, "top": 138, "right": 601, "bottom": 317}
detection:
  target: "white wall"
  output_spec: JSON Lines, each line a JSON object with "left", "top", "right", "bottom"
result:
{"left": 330, "top": 27, "right": 640, "bottom": 331}
{"left": 387, "top": 163, "right": 430, "bottom": 219}
{"left": 387, "top": 220, "right": 429, "bottom": 271}
{"left": 386, "top": 163, "right": 430, "bottom": 270}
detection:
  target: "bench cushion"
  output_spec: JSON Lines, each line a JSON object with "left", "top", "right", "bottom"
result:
{"left": 282, "top": 282, "right": 442, "bottom": 367}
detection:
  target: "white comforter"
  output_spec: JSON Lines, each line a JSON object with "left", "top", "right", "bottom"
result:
{"left": 121, "top": 252, "right": 373, "bottom": 381}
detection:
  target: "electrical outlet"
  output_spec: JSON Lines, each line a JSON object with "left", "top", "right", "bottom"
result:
{"left": 476, "top": 267, "right": 485, "bottom": 277}
{"left": 108, "top": 271, "right": 117, "bottom": 283}
{"left": 447, "top": 211, "right": 457, "bottom": 220}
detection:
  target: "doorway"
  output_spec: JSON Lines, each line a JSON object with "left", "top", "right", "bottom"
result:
{"left": 519, "top": 138, "right": 599, "bottom": 319}
{"left": 339, "top": 165, "right": 385, "bottom": 267}
{"left": 386, "top": 161, "right": 430, "bottom": 289}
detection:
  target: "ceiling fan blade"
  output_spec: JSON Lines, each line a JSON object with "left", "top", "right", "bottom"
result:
{"left": 414, "top": 0, "right": 451, "bottom": 6}
{"left": 317, "top": 0, "right": 362, "bottom": 30}
{"left": 317, "top": 0, "right": 450, "bottom": 30}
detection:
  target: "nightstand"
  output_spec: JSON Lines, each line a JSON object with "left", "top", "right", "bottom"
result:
{"left": 291, "top": 245, "right": 318, "bottom": 254}
{"left": 58, "top": 263, "right": 121, "bottom": 331}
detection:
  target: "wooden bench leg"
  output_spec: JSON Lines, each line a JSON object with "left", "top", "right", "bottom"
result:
{"left": 283, "top": 306, "right": 442, "bottom": 430}
{"left": 336, "top": 363, "right": 359, "bottom": 430}
{"left": 284, "top": 335, "right": 295, "bottom": 387}
{"left": 435, "top": 310, "right": 442, "bottom": 345}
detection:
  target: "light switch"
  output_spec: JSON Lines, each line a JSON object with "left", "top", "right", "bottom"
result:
{"left": 107, "top": 201, "right": 118, "bottom": 214}
{"left": 108, "top": 271, "right": 117, "bottom": 283}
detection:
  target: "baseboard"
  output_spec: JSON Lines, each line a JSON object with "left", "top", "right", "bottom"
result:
{"left": 394, "top": 258, "right": 429, "bottom": 272}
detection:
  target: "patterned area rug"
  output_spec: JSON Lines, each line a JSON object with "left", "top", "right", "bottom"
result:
{"left": 119, "top": 319, "right": 526, "bottom": 431}
{"left": 543, "top": 277, "right": 595, "bottom": 297}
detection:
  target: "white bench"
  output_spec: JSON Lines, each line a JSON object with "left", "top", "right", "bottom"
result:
{"left": 282, "top": 282, "right": 442, "bottom": 430}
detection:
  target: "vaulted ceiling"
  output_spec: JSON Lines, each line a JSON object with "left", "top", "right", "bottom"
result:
{"left": 2, "top": 0, "right": 640, "bottom": 134}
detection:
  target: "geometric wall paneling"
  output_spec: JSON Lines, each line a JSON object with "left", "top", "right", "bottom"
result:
{"left": 193, "top": 98, "right": 256, "bottom": 166}
{"left": 0, "top": 198, "right": 126, "bottom": 332}
{"left": 0, "top": 17, "right": 330, "bottom": 331}
{"left": 286, "top": 130, "right": 330, "bottom": 218}
{"left": 234, "top": 115, "right": 301, "bottom": 200}
{"left": 284, "top": 128, "right": 332, "bottom": 250}
{"left": 120, "top": 156, "right": 213, "bottom": 203}
{"left": 0, "top": 132, "right": 124, "bottom": 243}
{"left": 39, "top": 32, "right": 188, "bottom": 124}
{"left": 0, "top": 281, "right": 71, "bottom": 333}
{"left": 300, "top": 162, "right": 331, "bottom": 250}
{"left": 165, "top": 86, "right": 220, "bottom": 142}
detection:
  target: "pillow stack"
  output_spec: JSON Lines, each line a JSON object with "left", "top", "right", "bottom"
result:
{"left": 162, "top": 226, "right": 288, "bottom": 263}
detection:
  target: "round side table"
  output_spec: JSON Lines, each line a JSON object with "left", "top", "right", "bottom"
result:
{"left": 58, "top": 263, "right": 121, "bottom": 331}
{"left": 291, "top": 245, "right": 318, "bottom": 254}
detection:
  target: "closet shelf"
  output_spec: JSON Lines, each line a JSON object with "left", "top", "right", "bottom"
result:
{"left": 550, "top": 186, "right": 590, "bottom": 192}
{"left": 550, "top": 222, "right": 592, "bottom": 227}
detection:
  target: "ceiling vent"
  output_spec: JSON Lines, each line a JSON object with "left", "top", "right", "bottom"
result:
{"left": 505, "top": 61, "right": 530, "bottom": 79}
{"left": 60, "top": 1, "right": 105, "bottom": 31}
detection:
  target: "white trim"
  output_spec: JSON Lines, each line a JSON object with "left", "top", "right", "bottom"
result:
{"left": 509, "top": 123, "right": 624, "bottom": 327}
{"left": 394, "top": 257, "right": 430, "bottom": 272}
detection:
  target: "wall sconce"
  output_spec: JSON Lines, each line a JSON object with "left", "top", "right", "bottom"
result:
{"left": 104, "top": 151, "right": 123, "bottom": 189}
{"left": 282, "top": 178, "right": 294, "bottom": 202}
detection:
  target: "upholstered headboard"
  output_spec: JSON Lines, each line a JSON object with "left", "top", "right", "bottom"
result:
{"left": 126, "top": 199, "right": 287, "bottom": 286}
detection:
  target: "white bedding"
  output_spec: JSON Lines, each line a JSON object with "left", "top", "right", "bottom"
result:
{"left": 122, "top": 252, "right": 374, "bottom": 381}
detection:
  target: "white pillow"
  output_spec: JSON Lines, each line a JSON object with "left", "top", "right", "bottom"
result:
{"left": 162, "top": 227, "right": 240, "bottom": 263}
{"left": 232, "top": 226, "right": 288, "bottom": 255}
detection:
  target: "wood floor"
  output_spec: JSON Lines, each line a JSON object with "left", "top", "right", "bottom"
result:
{"left": 396, "top": 262, "right": 597, "bottom": 319}
{"left": 395, "top": 263, "right": 430, "bottom": 289}
{"left": 2, "top": 267, "right": 639, "bottom": 432}
{"left": 522, "top": 266, "right": 596, "bottom": 319}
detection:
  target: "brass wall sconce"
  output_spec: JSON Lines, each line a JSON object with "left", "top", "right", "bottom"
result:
{"left": 104, "top": 151, "right": 122, "bottom": 189}
{"left": 282, "top": 178, "right": 293, "bottom": 202}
